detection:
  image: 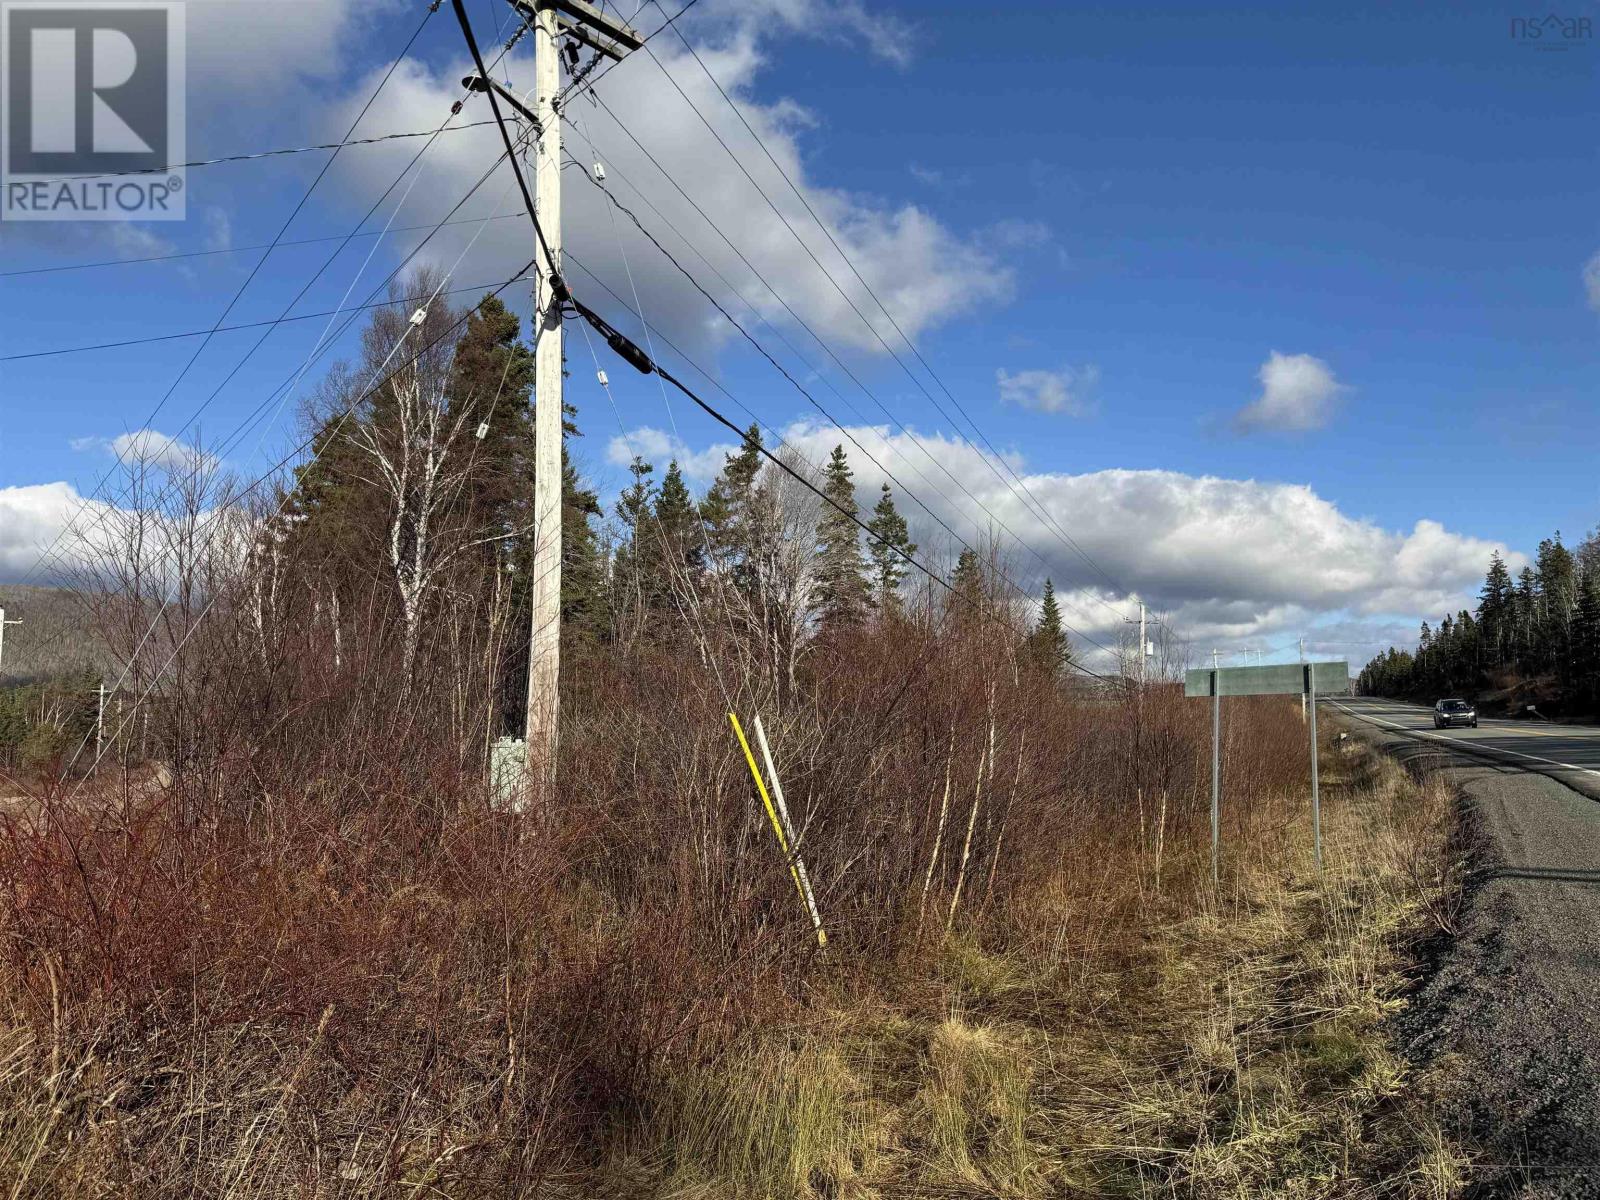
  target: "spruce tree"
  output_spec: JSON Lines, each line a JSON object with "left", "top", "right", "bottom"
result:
{"left": 1573, "top": 573, "right": 1600, "bottom": 709}
{"left": 866, "top": 483, "right": 916, "bottom": 610}
{"left": 650, "top": 460, "right": 704, "bottom": 598}
{"left": 949, "top": 548, "right": 985, "bottom": 627}
{"left": 812, "top": 445, "right": 870, "bottom": 630}
{"left": 1028, "top": 579, "right": 1071, "bottom": 674}
{"left": 700, "top": 424, "right": 771, "bottom": 599}
{"left": 1478, "top": 551, "right": 1515, "bottom": 666}
{"left": 613, "top": 456, "right": 656, "bottom": 626}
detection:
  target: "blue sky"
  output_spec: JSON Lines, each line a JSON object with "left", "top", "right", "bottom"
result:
{"left": 1, "top": 0, "right": 1596, "bottom": 668}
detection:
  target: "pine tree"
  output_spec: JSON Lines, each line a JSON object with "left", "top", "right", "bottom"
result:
{"left": 812, "top": 445, "right": 870, "bottom": 630}
{"left": 649, "top": 460, "right": 704, "bottom": 600}
{"left": 612, "top": 456, "right": 657, "bottom": 629}
{"left": 1027, "top": 579, "right": 1071, "bottom": 674}
{"left": 1535, "top": 534, "right": 1578, "bottom": 675}
{"left": 701, "top": 424, "right": 763, "bottom": 560}
{"left": 1573, "top": 572, "right": 1600, "bottom": 710}
{"left": 1478, "top": 551, "right": 1515, "bottom": 666}
{"left": 948, "top": 548, "right": 985, "bottom": 626}
{"left": 1514, "top": 567, "right": 1538, "bottom": 668}
{"left": 866, "top": 483, "right": 916, "bottom": 611}
{"left": 700, "top": 424, "right": 772, "bottom": 599}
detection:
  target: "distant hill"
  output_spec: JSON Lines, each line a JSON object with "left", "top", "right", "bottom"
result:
{"left": 0, "top": 584, "right": 112, "bottom": 685}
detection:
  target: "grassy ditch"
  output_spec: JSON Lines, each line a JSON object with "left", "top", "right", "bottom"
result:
{"left": 0, "top": 722, "right": 1469, "bottom": 1199}
{"left": 594, "top": 728, "right": 1471, "bottom": 1199}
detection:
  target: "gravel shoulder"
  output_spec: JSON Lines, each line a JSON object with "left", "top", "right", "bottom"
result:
{"left": 1351, "top": 718, "right": 1600, "bottom": 1198}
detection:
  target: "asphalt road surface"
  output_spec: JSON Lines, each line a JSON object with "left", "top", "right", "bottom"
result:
{"left": 1333, "top": 698, "right": 1600, "bottom": 1198}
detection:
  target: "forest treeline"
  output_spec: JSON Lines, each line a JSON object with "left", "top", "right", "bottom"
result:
{"left": 1359, "top": 530, "right": 1600, "bottom": 712}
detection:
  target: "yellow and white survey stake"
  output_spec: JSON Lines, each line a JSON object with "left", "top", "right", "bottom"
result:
{"left": 728, "top": 711, "right": 828, "bottom": 948}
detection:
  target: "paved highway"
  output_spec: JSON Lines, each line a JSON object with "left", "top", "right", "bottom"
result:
{"left": 1333, "top": 695, "right": 1600, "bottom": 1196}
{"left": 1330, "top": 696, "right": 1600, "bottom": 800}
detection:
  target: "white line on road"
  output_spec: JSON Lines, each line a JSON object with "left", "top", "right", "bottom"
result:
{"left": 1329, "top": 701, "right": 1600, "bottom": 780}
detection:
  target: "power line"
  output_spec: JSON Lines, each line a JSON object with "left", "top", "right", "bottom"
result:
{"left": 3, "top": 276, "right": 531, "bottom": 362}
{"left": 640, "top": 22, "right": 1138, "bottom": 622}
{"left": 0, "top": 212, "right": 525, "bottom": 280}
{"left": 554, "top": 266, "right": 1117, "bottom": 680}
{"left": 17, "top": 5, "right": 532, "bottom": 591}
{"left": 12, "top": 121, "right": 498, "bottom": 182}
{"left": 22, "top": 139, "right": 526, "bottom": 594}
{"left": 560, "top": 156, "right": 1122, "bottom": 660}
{"left": 566, "top": 97, "right": 1123, "bottom": 644}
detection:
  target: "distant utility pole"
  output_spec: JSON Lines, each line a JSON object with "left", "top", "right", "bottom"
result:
{"left": 1138, "top": 601, "right": 1147, "bottom": 686}
{"left": 94, "top": 683, "right": 107, "bottom": 768}
{"left": 1298, "top": 636, "right": 1307, "bottom": 724}
{"left": 0, "top": 607, "right": 19, "bottom": 671}
{"left": 502, "top": 0, "right": 641, "bottom": 798}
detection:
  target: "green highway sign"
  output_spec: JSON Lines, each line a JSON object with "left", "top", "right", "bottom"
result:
{"left": 1183, "top": 660, "right": 1349, "bottom": 698}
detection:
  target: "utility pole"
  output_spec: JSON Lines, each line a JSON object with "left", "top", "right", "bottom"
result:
{"left": 507, "top": 0, "right": 641, "bottom": 799}
{"left": 522, "top": 0, "right": 565, "bottom": 799}
{"left": 1298, "top": 636, "right": 1307, "bottom": 724}
{"left": 94, "top": 683, "right": 107, "bottom": 770}
{"left": 1138, "top": 601, "right": 1147, "bottom": 687}
{"left": 0, "top": 607, "right": 19, "bottom": 672}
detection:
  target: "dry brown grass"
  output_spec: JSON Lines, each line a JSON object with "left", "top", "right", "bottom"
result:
{"left": 0, "top": 607, "right": 1467, "bottom": 1197}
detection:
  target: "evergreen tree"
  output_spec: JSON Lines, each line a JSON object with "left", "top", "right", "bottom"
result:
{"left": 948, "top": 548, "right": 985, "bottom": 626}
{"left": 700, "top": 424, "right": 775, "bottom": 600}
{"left": 866, "top": 483, "right": 916, "bottom": 610}
{"left": 1535, "top": 534, "right": 1577, "bottom": 675}
{"left": 1027, "top": 579, "right": 1071, "bottom": 674}
{"left": 648, "top": 460, "right": 704, "bottom": 600}
{"left": 812, "top": 445, "right": 870, "bottom": 630}
{"left": 1573, "top": 573, "right": 1600, "bottom": 709}
{"left": 1514, "top": 567, "right": 1538, "bottom": 667}
{"left": 701, "top": 424, "right": 763, "bottom": 563}
{"left": 1478, "top": 551, "right": 1515, "bottom": 665}
{"left": 612, "top": 456, "right": 657, "bottom": 627}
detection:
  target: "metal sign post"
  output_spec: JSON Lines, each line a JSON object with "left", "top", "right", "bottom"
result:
{"left": 1185, "top": 660, "right": 1347, "bottom": 877}
{"left": 1307, "top": 662, "right": 1321, "bottom": 872}
{"left": 1210, "top": 668, "right": 1220, "bottom": 888}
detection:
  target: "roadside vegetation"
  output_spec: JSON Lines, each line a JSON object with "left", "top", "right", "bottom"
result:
{"left": 0, "top": 280, "right": 1467, "bottom": 1196}
{"left": 1361, "top": 533, "right": 1600, "bottom": 718}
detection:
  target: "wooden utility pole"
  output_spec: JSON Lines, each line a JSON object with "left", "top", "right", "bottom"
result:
{"left": 522, "top": 0, "right": 565, "bottom": 797}
{"left": 508, "top": 0, "right": 641, "bottom": 797}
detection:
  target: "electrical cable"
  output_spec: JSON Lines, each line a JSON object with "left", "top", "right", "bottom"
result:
{"left": 14, "top": 120, "right": 498, "bottom": 182}
{"left": 555, "top": 253, "right": 1115, "bottom": 678}
{"left": 638, "top": 24, "right": 1139, "bottom": 622}
{"left": 562, "top": 150, "right": 1121, "bottom": 660}
{"left": 11, "top": 5, "right": 444, "bottom": 592}
{"left": 563, "top": 103, "right": 1124, "bottom": 648}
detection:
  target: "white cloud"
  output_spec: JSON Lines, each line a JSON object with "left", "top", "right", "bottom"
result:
{"left": 627, "top": 419, "right": 1519, "bottom": 662}
{"left": 996, "top": 366, "right": 1097, "bottom": 416}
{"left": 72, "top": 429, "right": 214, "bottom": 473}
{"left": 606, "top": 427, "right": 737, "bottom": 483}
{"left": 0, "top": 483, "right": 111, "bottom": 582}
{"left": 314, "top": 3, "right": 1012, "bottom": 360}
{"left": 1234, "top": 351, "right": 1344, "bottom": 433}
{"left": 1584, "top": 251, "right": 1600, "bottom": 312}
